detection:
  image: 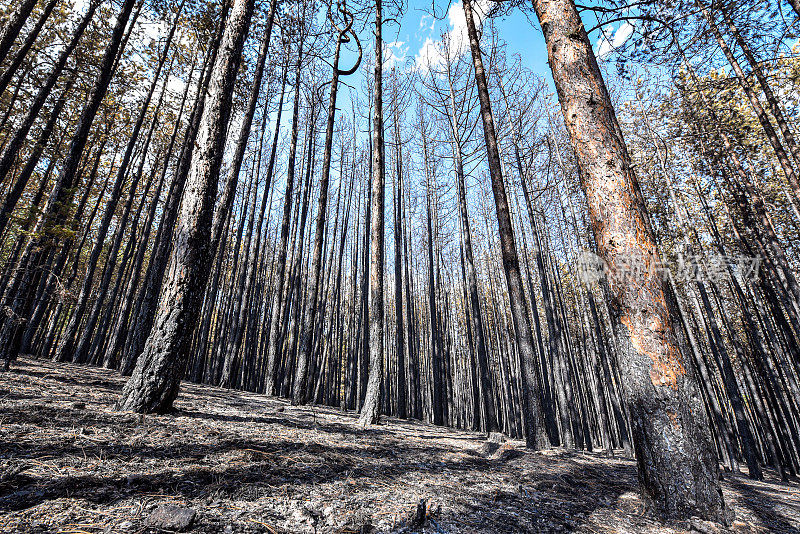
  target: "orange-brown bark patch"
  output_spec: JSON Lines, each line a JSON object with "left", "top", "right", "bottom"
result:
{"left": 621, "top": 315, "right": 686, "bottom": 390}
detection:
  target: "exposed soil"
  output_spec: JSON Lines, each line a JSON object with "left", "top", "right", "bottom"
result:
{"left": 0, "top": 357, "right": 798, "bottom": 533}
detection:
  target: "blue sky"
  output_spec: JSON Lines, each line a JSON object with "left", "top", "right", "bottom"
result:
{"left": 381, "top": 1, "right": 632, "bottom": 75}
{"left": 330, "top": 0, "right": 634, "bottom": 109}
{"left": 388, "top": 1, "right": 551, "bottom": 76}
{"left": 375, "top": 1, "right": 551, "bottom": 77}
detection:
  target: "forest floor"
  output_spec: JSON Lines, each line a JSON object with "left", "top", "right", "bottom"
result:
{"left": 0, "top": 358, "right": 798, "bottom": 534}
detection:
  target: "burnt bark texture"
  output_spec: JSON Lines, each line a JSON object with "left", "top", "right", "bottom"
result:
{"left": 462, "top": 0, "right": 549, "bottom": 449}
{"left": 359, "top": 0, "right": 386, "bottom": 427}
{"left": 117, "top": 0, "right": 255, "bottom": 414}
{"left": 530, "top": 0, "right": 728, "bottom": 522}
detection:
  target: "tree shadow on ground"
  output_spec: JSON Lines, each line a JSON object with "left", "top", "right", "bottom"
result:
{"left": 0, "top": 432, "right": 638, "bottom": 533}
{"left": 10, "top": 366, "right": 123, "bottom": 393}
{"left": 0, "top": 395, "right": 636, "bottom": 533}
{"left": 4, "top": 358, "right": 799, "bottom": 533}
{"left": 727, "top": 476, "right": 800, "bottom": 534}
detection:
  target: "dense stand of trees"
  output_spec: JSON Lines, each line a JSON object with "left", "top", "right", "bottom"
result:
{"left": 0, "top": 0, "right": 799, "bottom": 522}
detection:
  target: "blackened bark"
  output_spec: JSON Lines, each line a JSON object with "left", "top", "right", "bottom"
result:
{"left": 531, "top": 0, "right": 727, "bottom": 521}
{"left": 0, "top": 0, "right": 38, "bottom": 66}
{"left": 117, "top": 0, "right": 255, "bottom": 413}
{"left": 359, "top": 0, "right": 385, "bottom": 427}
{"left": 294, "top": 9, "right": 361, "bottom": 405}
{"left": 103, "top": 52, "right": 197, "bottom": 370}
{"left": 120, "top": 4, "right": 230, "bottom": 375}
{"left": 462, "top": 0, "right": 549, "bottom": 449}
{"left": 391, "top": 84, "right": 407, "bottom": 420}
{"left": 214, "top": 0, "right": 277, "bottom": 387}
{"left": 209, "top": 0, "right": 277, "bottom": 250}
{"left": 0, "top": 0, "right": 134, "bottom": 365}
{"left": 265, "top": 35, "right": 305, "bottom": 396}
{"left": 0, "top": 1, "right": 99, "bottom": 233}
{"left": 0, "top": 0, "right": 58, "bottom": 98}
{"left": 54, "top": 1, "right": 182, "bottom": 363}
{"left": 0, "top": 72, "right": 73, "bottom": 241}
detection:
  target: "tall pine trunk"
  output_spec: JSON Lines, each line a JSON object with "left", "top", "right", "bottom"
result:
{"left": 531, "top": 0, "right": 727, "bottom": 521}
{"left": 359, "top": 0, "right": 385, "bottom": 426}
{"left": 294, "top": 9, "right": 360, "bottom": 404}
{"left": 117, "top": 0, "right": 255, "bottom": 413}
{"left": 461, "top": 0, "right": 549, "bottom": 449}
{"left": 0, "top": 0, "right": 38, "bottom": 66}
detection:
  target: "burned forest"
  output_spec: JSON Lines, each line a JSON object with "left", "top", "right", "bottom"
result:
{"left": 0, "top": 0, "right": 799, "bottom": 532}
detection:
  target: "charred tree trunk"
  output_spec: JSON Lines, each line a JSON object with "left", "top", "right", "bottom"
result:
{"left": 462, "top": 0, "right": 549, "bottom": 449}
{"left": 294, "top": 7, "right": 361, "bottom": 404}
{"left": 117, "top": 0, "right": 255, "bottom": 413}
{"left": 531, "top": 0, "right": 727, "bottom": 521}
{"left": 359, "top": 0, "right": 385, "bottom": 427}
{"left": 0, "top": 0, "right": 38, "bottom": 66}
{"left": 0, "top": 0, "right": 58, "bottom": 98}
{"left": 265, "top": 34, "right": 305, "bottom": 396}
{"left": 0, "top": 0, "right": 135, "bottom": 367}
{"left": 0, "top": 1, "right": 99, "bottom": 234}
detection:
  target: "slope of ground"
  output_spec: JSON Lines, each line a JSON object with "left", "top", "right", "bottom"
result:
{"left": 0, "top": 357, "right": 797, "bottom": 533}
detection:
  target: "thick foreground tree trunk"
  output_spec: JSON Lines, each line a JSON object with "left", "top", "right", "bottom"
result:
{"left": 117, "top": 0, "right": 255, "bottom": 414}
{"left": 530, "top": 0, "right": 727, "bottom": 522}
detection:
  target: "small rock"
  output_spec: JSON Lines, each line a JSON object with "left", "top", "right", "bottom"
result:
{"left": 490, "top": 442, "right": 523, "bottom": 461}
{"left": 146, "top": 505, "right": 196, "bottom": 532}
{"left": 477, "top": 433, "right": 509, "bottom": 457}
{"left": 487, "top": 432, "right": 506, "bottom": 443}
{"left": 71, "top": 401, "right": 85, "bottom": 410}
{"left": 117, "top": 520, "right": 134, "bottom": 531}
{"left": 689, "top": 517, "right": 722, "bottom": 534}
{"left": 477, "top": 441, "right": 501, "bottom": 457}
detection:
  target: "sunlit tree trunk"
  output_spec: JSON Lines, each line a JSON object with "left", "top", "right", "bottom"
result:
{"left": 531, "top": 0, "right": 727, "bottom": 521}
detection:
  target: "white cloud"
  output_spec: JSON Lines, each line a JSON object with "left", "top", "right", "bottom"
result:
{"left": 414, "top": 1, "right": 490, "bottom": 71}
{"left": 415, "top": 37, "right": 444, "bottom": 71}
{"left": 419, "top": 14, "right": 431, "bottom": 31}
{"left": 385, "top": 40, "right": 408, "bottom": 69}
{"left": 597, "top": 22, "right": 634, "bottom": 58}
{"left": 446, "top": 0, "right": 490, "bottom": 56}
